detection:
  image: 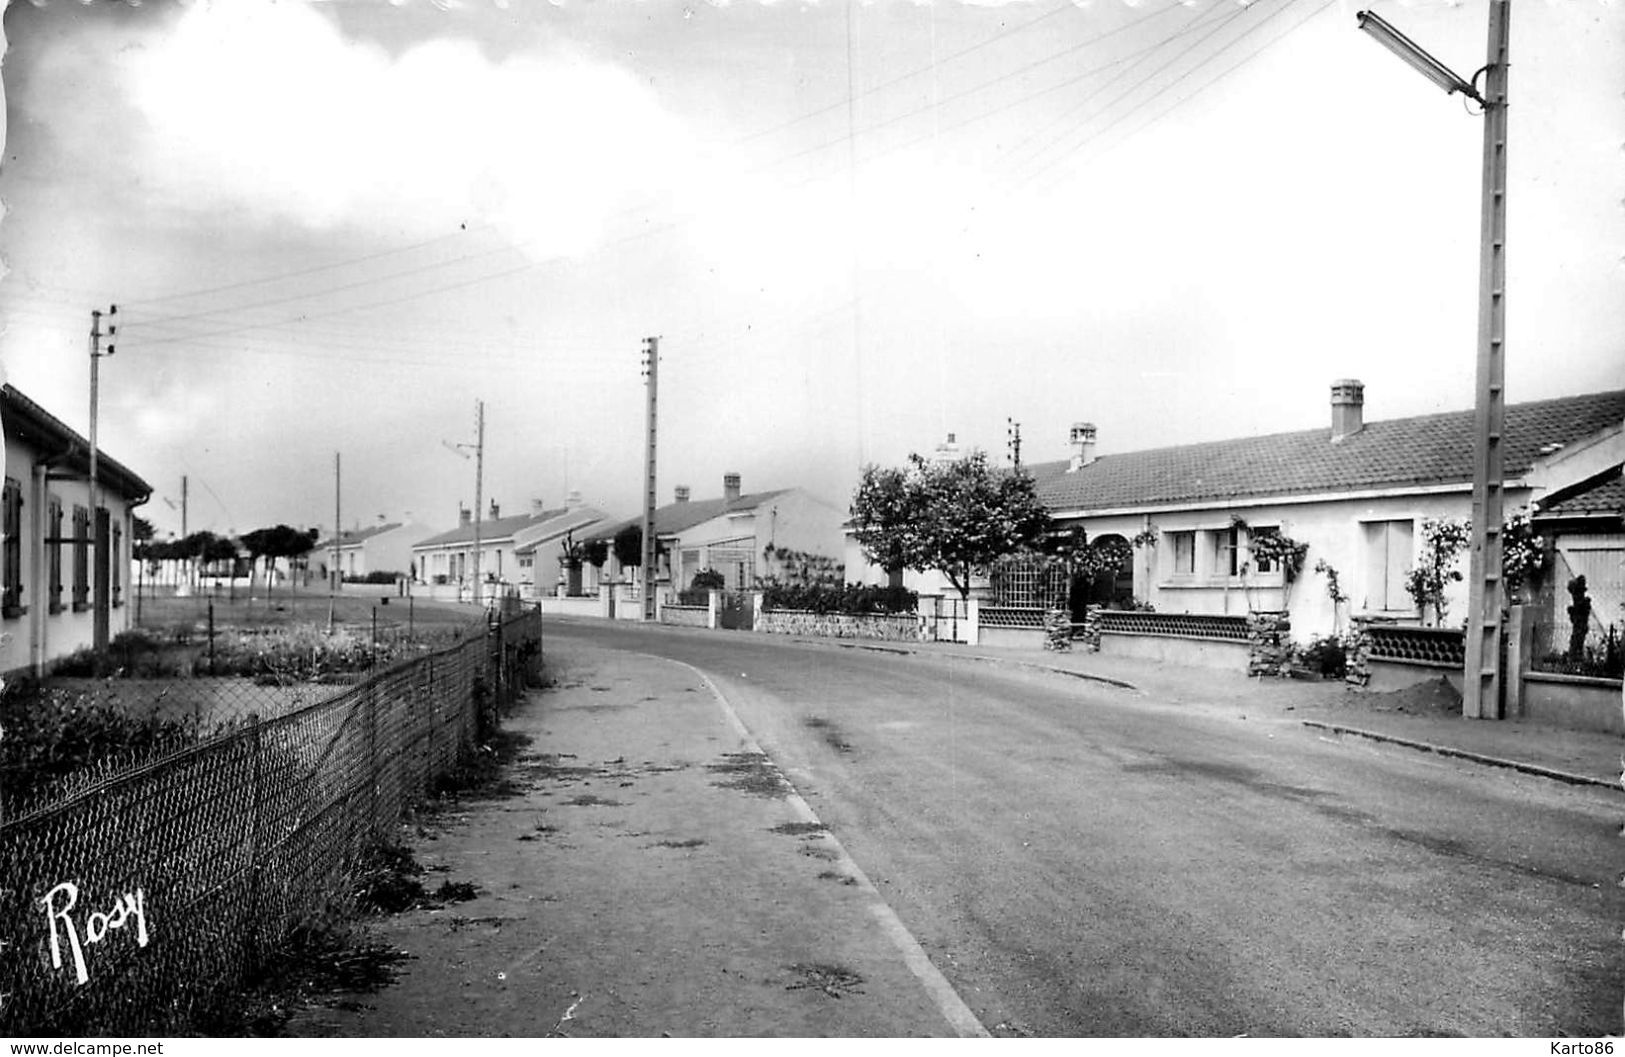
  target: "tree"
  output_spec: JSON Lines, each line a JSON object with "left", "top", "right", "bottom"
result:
{"left": 612, "top": 524, "right": 666, "bottom": 573}
{"left": 1405, "top": 517, "right": 1471, "bottom": 626}
{"left": 850, "top": 450, "right": 1051, "bottom": 601}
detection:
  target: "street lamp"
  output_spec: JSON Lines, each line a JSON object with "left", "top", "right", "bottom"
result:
{"left": 1356, "top": 3, "right": 1510, "bottom": 721}
{"left": 1356, "top": 10, "right": 1484, "bottom": 102}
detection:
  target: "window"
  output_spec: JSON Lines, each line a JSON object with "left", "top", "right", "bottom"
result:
{"left": 1362, "top": 519, "right": 1414, "bottom": 611}
{"left": 1211, "top": 526, "right": 1240, "bottom": 578}
{"left": 112, "top": 521, "right": 123, "bottom": 607}
{"left": 72, "top": 506, "right": 90, "bottom": 610}
{"left": 3, "top": 478, "right": 23, "bottom": 617}
{"left": 48, "top": 497, "right": 64, "bottom": 614}
{"left": 1169, "top": 531, "right": 1195, "bottom": 577}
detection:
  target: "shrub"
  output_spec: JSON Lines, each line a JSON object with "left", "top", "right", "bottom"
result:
{"left": 344, "top": 571, "right": 402, "bottom": 584}
{"left": 760, "top": 582, "right": 917, "bottom": 615}
{"left": 0, "top": 678, "right": 200, "bottom": 807}
{"left": 1296, "top": 635, "right": 1347, "bottom": 679}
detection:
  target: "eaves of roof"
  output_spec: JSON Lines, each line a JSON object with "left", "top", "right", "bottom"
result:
{"left": 1536, "top": 467, "right": 1624, "bottom": 519}
{"left": 3, "top": 384, "right": 153, "bottom": 501}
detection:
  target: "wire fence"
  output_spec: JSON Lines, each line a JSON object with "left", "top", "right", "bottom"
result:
{"left": 0, "top": 606, "right": 542, "bottom": 1035}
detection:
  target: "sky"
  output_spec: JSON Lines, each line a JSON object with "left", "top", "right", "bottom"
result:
{"left": 0, "top": 0, "right": 1620, "bottom": 542}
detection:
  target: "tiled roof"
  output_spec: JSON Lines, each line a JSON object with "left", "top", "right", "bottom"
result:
{"left": 319, "top": 522, "right": 402, "bottom": 549}
{"left": 415, "top": 508, "right": 569, "bottom": 548}
{"left": 1538, "top": 468, "right": 1624, "bottom": 518}
{"left": 1029, "top": 389, "right": 1625, "bottom": 513}
{"left": 585, "top": 489, "right": 794, "bottom": 542}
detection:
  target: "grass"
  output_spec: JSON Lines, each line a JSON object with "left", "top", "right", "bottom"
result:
{"left": 131, "top": 586, "right": 484, "bottom": 638}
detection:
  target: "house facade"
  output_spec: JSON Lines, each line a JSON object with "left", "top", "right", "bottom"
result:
{"left": 1021, "top": 382, "right": 1625, "bottom": 642}
{"left": 844, "top": 382, "right": 1625, "bottom": 647}
{"left": 315, "top": 518, "right": 436, "bottom": 581}
{"left": 588, "top": 474, "right": 846, "bottom": 597}
{"left": 2, "top": 383, "right": 153, "bottom": 676}
{"left": 411, "top": 495, "right": 614, "bottom": 599}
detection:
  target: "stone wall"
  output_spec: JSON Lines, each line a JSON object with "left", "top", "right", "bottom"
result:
{"left": 1077, "top": 604, "right": 1103, "bottom": 652}
{"left": 756, "top": 609, "right": 921, "bottom": 642}
{"left": 1246, "top": 611, "right": 1292, "bottom": 677}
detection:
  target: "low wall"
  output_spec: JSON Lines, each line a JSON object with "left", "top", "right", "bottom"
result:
{"left": 1097, "top": 632, "right": 1250, "bottom": 671}
{"left": 757, "top": 609, "right": 921, "bottom": 642}
{"left": 1519, "top": 673, "right": 1624, "bottom": 735}
{"left": 978, "top": 624, "right": 1046, "bottom": 651}
{"left": 661, "top": 604, "right": 710, "bottom": 628}
{"left": 538, "top": 595, "right": 604, "bottom": 619}
{"left": 1361, "top": 657, "right": 1464, "bottom": 694}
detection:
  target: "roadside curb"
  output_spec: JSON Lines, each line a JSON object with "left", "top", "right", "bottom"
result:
{"left": 1303, "top": 720, "right": 1624, "bottom": 795}
{"left": 826, "top": 640, "right": 1141, "bottom": 692}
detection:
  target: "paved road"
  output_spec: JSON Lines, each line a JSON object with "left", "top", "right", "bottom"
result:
{"left": 537, "top": 619, "right": 1623, "bottom": 1037}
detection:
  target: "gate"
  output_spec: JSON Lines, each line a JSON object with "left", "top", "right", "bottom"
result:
{"left": 719, "top": 591, "right": 755, "bottom": 630}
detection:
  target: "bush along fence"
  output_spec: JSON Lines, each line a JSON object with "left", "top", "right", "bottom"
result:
{"left": 0, "top": 606, "right": 542, "bottom": 1035}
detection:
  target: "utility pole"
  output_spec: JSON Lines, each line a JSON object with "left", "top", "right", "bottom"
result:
{"left": 330, "top": 452, "right": 341, "bottom": 633}
{"left": 1463, "top": 0, "right": 1511, "bottom": 720}
{"left": 88, "top": 305, "right": 116, "bottom": 651}
{"left": 472, "top": 400, "right": 485, "bottom": 609}
{"left": 180, "top": 475, "right": 189, "bottom": 595}
{"left": 640, "top": 337, "right": 659, "bottom": 621}
{"left": 1006, "top": 418, "right": 1022, "bottom": 468}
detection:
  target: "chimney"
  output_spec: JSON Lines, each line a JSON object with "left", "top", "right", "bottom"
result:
{"left": 566, "top": 489, "right": 582, "bottom": 508}
{"left": 1331, "top": 379, "right": 1365, "bottom": 442}
{"left": 531, "top": 498, "right": 547, "bottom": 517}
{"left": 723, "top": 473, "right": 741, "bottom": 503}
{"left": 489, "top": 499, "right": 500, "bottom": 519}
{"left": 675, "top": 485, "right": 691, "bottom": 503}
{"left": 1068, "top": 422, "right": 1097, "bottom": 472}
{"left": 459, "top": 505, "right": 471, "bottom": 527}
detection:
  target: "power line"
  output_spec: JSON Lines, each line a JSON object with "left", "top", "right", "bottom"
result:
{"left": 1012, "top": 0, "right": 1272, "bottom": 189}
{"left": 1088, "top": 0, "right": 1339, "bottom": 164}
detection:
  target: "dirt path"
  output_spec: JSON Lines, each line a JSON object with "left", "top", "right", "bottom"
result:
{"left": 281, "top": 642, "right": 978, "bottom": 1037}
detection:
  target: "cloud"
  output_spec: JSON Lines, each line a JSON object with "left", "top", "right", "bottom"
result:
{"left": 28, "top": 1, "right": 692, "bottom": 259}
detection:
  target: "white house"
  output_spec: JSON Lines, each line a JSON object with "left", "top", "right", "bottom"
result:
{"left": 315, "top": 517, "right": 438, "bottom": 582}
{"left": 589, "top": 474, "right": 847, "bottom": 596}
{"left": 2, "top": 383, "right": 153, "bottom": 676}
{"left": 412, "top": 495, "right": 614, "bottom": 599}
{"left": 846, "top": 381, "right": 1625, "bottom": 644}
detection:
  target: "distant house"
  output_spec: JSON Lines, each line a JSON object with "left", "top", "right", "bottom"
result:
{"left": 411, "top": 495, "right": 614, "bottom": 598}
{"left": 591, "top": 474, "right": 846, "bottom": 594}
{"left": 1, "top": 383, "right": 153, "bottom": 676}
{"left": 314, "top": 518, "right": 437, "bottom": 582}
{"left": 847, "top": 382, "right": 1625, "bottom": 643}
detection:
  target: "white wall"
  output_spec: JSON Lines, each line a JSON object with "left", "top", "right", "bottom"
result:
{"left": 1071, "top": 487, "right": 1530, "bottom": 642}
{"left": 2, "top": 433, "right": 139, "bottom": 675}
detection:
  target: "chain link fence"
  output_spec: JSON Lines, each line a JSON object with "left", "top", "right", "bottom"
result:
{"left": 0, "top": 606, "right": 542, "bottom": 1035}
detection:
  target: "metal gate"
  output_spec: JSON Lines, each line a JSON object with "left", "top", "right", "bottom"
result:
{"left": 719, "top": 591, "right": 755, "bottom": 630}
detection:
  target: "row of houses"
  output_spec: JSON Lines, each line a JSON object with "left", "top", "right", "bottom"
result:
{"left": 4, "top": 372, "right": 1620, "bottom": 678}
{"left": 847, "top": 380, "right": 1625, "bottom": 646}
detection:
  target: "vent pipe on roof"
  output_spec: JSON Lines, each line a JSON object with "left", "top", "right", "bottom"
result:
{"left": 489, "top": 499, "right": 500, "bottom": 519}
{"left": 531, "top": 498, "right": 547, "bottom": 516}
{"left": 1331, "top": 379, "right": 1365, "bottom": 443}
{"left": 1068, "top": 422, "right": 1097, "bottom": 472}
{"left": 675, "top": 485, "right": 691, "bottom": 503}
{"left": 460, "top": 505, "right": 471, "bottom": 527}
{"left": 723, "top": 473, "right": 741, "bottom": 503}
{"left": 566, "top": 489, "right": 582, "bottom": 508}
